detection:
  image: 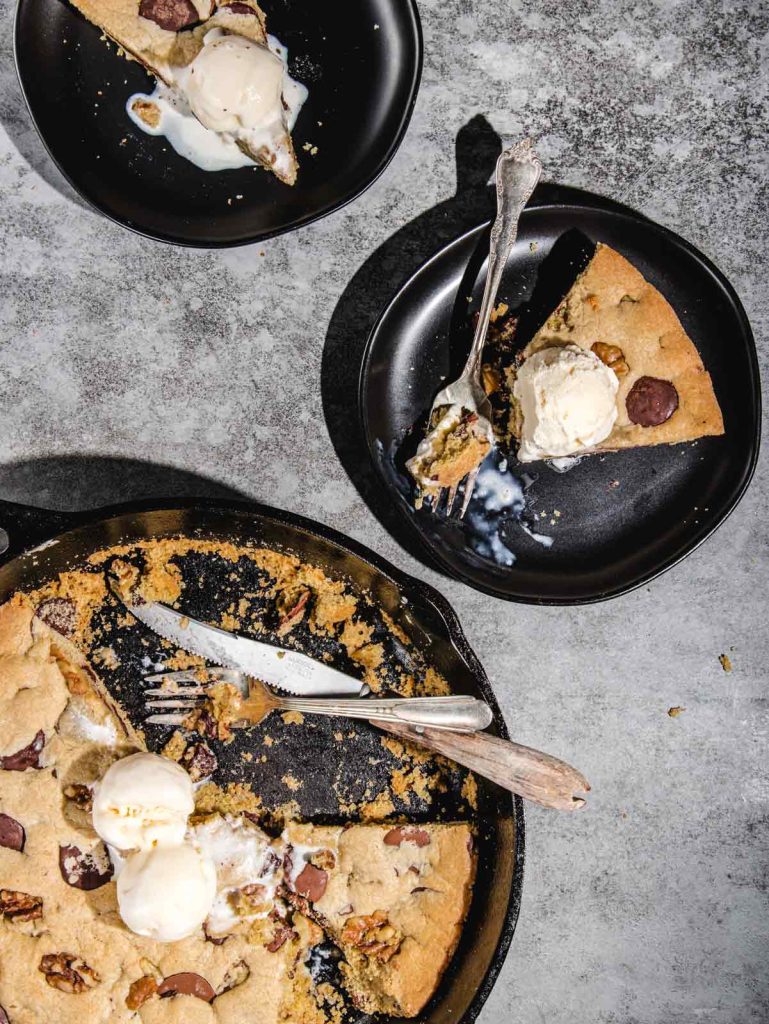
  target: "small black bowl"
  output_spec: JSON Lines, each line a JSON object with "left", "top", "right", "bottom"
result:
{"left": 360, "top": 201, "right": 761, "bottom": 604}
{"left": 14, "top": 0, "right": 422, "bottom": 247}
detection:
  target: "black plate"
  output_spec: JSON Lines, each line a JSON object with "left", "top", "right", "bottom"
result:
{"left": 360, "top": 202, "right": 761, "bottom": 604}
{"left": 14, "top": 0, "right": 422, "bottom": 247}
{"left": 0, "top": 495, "right": 523, "bottom": 1023}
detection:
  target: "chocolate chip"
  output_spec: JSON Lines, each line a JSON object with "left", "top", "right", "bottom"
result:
{"left": 265, "top": 922, "right": 295, "bottom": 952}
{"left": 0, "top": 731, "right": 45, "bottom": 771}
{"left": 139, "top": 0, "right": 200, "bottom": 31}
{"left": 59, "top": 844, "right": 114, "bottom": 890}
{"left": 221, "top": 0, "right": 257, "bottom": 12}
{"left": 179, "top": 741, "right": 217, "bottom": 782}
{"left": 294, "top": 863, "right": 328, "bottom": 902}
{"left": 35, "top": 598, "right": 77, "bottom": 636}
{"left": 383, "top": 826, "right": 430, "bottom": 848}
{"left": 626, "top": 376, "right": 679, "bottom": 427}
{"left": 0, "top": 814, "right": 25, "bottom": 852}
{"left": 157, "top": 973, "right": 215, "bottom": 1002}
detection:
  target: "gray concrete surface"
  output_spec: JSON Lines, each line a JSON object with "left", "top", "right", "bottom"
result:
{"left": 1, "top": 1, "right": 767, "bottom": 1021}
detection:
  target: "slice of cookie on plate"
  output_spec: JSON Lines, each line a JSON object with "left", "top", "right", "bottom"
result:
{"left": 510, "top": 242, "right": 724, "bottom": 451}
{"left": 68, "top": 0, "right": 299, "bottom": 184}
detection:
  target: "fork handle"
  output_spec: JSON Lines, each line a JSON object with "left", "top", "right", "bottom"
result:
{"left": 275, "top": 694, "right": 493, "bottom": 733}
{"left": 463, "top": 140, "right": 542, "bottom": 379}
{"left": 372, "top": 720, "right": 590, "bottom": 812}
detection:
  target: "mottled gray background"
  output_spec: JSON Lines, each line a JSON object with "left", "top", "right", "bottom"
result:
{"left": 1, "top": 0, "right": 768, "bottom": 1021}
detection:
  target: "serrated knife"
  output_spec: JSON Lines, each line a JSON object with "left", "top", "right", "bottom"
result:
{"left": 125, "top": 598, "right": 365, "bottom": 697}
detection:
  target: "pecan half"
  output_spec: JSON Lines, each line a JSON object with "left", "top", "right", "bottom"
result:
{"left": 340, "top": 911, "right": 402, "bottom": 962}
{"left": 0, "top": 889, "right": 42, "bottom": 922}
{"left": 591, "top": 341, "right": 629, "bottom": 377}
{"left": 39, "top": 953, "right": 100, "bottom": 993}
{"left": 126, "top": 975, "right": 158, "bottom": 1010}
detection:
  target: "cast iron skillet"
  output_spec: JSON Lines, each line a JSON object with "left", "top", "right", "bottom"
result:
{"left": 14, "top": 0, "right": 422, "bottom": 247}
{"left": 0, "top": 495, "right": 523, "bottom": 1024}
{"left": 360, "top": 202, "right": 761, "bottom": 604}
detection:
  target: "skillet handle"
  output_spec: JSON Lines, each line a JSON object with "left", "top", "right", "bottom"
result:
{"left": 372, "top": 720, "right": 590, "bottom": 812}
{"left": 0, "top": 499, "right": 75, "bottom": 560}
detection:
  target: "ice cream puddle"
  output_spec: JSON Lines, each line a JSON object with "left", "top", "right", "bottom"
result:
{"left": 127, "top": 31, "right": 308, "bottom": 173}
{"left": 462, "top": 455, "right": 553, "bottom": 566}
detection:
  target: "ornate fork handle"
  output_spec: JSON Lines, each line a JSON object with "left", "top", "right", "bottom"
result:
{"left": 247, "top": 693, "right": 494, "bottom": 733}
{"left": 463, "top": 139, "right": 542, "bottom": 381}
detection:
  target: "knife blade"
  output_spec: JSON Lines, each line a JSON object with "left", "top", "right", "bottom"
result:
{"left": 125, "top": 599, "right": 365, "bottom": 697}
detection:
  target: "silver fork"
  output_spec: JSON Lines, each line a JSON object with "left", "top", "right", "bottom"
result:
{"left": 426, "top": 138, "right": 542, "bottom": 517}
{"left": 142, "top": 668, "right": 494, "bottom": 733}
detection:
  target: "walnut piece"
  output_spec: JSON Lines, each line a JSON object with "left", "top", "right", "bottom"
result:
{"left": 309, "top": 848, "right": 336, "bottom": 871}
{"left": 39, "top": 953, "right": 100, "bottom": 993}
{"left": 341, "top": 911, "right": 402, "bottom": 963}
{"left": 591, "top": 341, "right": 629, "bottom": 377}
{"left": 126, "top": 976, "right": 158, "bottom": 1010}
{"left": 0, "top": 888, "right": 43, "bottom": 922}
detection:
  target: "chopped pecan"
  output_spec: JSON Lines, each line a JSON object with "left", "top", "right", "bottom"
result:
{"left": 0, "top": 889, "right": 42, "bottom": 922}
{"left": 309, "top": 848, "right": 336, "bottom": 871}
{"left": 63, "top": 783, "right": 93, "bottom": 813}
{"left": 591, "top": 341, "right": 629, "bottom": 377}
{"left": 39, "top": 953, "right": 100, "bottom": 993}
{"left": 340, "top": 911, "right": 402, "bottom": 962}
{"left": 126, "top": 976, "right": 158, "bottom": 1010}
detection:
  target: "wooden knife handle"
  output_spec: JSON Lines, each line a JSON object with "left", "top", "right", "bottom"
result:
{"left": 372, "top": 720, "right": 590, "bottom": 811}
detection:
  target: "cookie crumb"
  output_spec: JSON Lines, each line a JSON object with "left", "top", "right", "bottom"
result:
{"left": 667, "top": 706, "right": 685, "bottom": 717}
{"left": 718, "top": 653, "right": 733, "bottom": 673}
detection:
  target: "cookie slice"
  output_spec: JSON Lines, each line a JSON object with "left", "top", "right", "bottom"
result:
{"left": 68, "top": 0, "right": 299, "bottom": 184}
{"left": 510, "top": 242, "right": 724, "bottom": 451}
{"left": 283, "top": 821, "right": 476, "bottom": 1018}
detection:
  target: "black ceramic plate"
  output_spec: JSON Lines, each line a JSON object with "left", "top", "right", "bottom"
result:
{"left": 360, "top": 203, "right": 761, "bottom": 604}
{"left": 14, "top": 0, "right": 422, "bottom": 247}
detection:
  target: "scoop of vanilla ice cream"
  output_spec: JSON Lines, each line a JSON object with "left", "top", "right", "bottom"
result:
{"left": 514, "top": 344, "right": 619, "bottom": 462}
{"left": 117, "top": 844, "right": 216, "bottom": 942}
{"left": 184, "top": 35, "right": 284, "bottom": 134}
{"left": 92, "top": 752, "right": 194, "bottom": 852}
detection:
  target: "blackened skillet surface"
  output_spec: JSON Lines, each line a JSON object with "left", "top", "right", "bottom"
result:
{"left": 0, "top": 500, "right": 523, "bottom": 1024}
